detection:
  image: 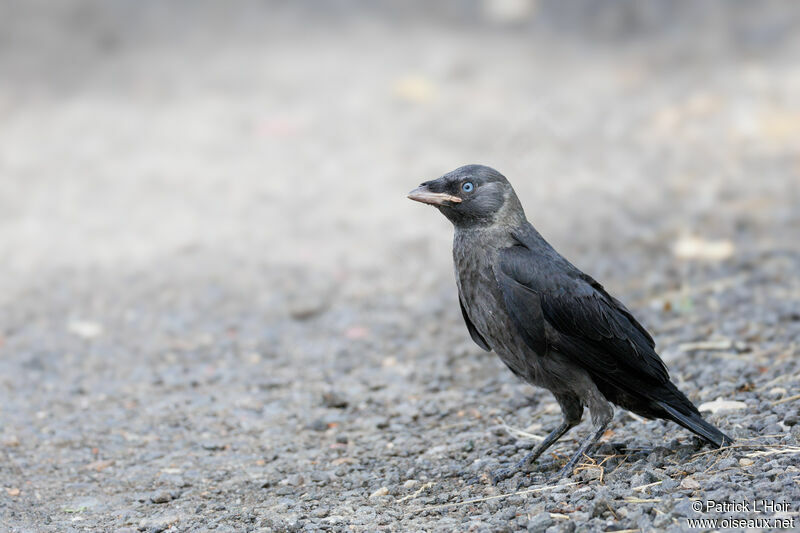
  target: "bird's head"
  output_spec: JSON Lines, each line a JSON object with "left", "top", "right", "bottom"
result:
{"left": 408, "top": 165, "right": 525, "bottom": 228}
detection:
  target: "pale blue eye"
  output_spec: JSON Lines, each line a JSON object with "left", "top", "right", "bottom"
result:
{"left": 462, "top": 182, "right": 474, "bottom": 192}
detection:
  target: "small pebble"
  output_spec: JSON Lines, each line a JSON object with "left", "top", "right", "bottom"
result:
{"left": 527, "top": 511, "right": 553, "bottom": 531}
{"left": 680, "top": 477, "right": 700, "bottom": 490}
{"left": 307, "top": 419, "right": 328, "bottom": 432}
{"left": 286, "top": 474, "right": 304, "bottom": 486}
{"left": 149, "top": 490, "right": 174, "bottom": 504}
{"left": 322, "top": 391, "right": 348, "bottom": 409}
{"left": 369, "top": 487, "right": 389, "bottom": 500}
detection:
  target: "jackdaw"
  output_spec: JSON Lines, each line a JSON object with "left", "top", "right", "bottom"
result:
{"left": 408, "top": 164, "right": 732, "bottom": 480}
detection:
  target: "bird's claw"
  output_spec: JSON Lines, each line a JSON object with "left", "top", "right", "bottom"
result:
{"left": 553, "top": 463, "right": 574, "bottom": 481}
{"left": 516, "top": 475, "right": 538, "bottom": 489}
{"left": 464, "top": 475, "right": 483, "bottom": 486}
{"left": 490, "top": 467, "right": 517, "bottom": 485}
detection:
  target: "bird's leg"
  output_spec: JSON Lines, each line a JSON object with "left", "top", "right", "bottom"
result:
{"left": 491, "top": 421, "right": 574, "bottom": 484}
{"left": 491, "top": 394, "right": 582, "bottom": 484}
{"left": 554, "top": 420, "right": 609, "bottom": 479}
{"left": 555, "top": 396, "right": 613, "bottom": 479}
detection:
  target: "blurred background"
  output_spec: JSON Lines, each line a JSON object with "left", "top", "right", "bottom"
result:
{"left": 1, "top": 1, "right": 799, "bottom": 530}
{"left": 2, "top": 0, "right": 798, "bottom": 284}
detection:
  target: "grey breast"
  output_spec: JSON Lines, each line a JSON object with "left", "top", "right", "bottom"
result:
{"left": 453, "top": 228, "right": 534, "bottom": 378}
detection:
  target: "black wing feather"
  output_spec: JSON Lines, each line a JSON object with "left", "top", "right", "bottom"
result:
{"left": 494, "top": 228, "right": 732, "bottom": 447}
{"left": 494, "top": 266, "right": 548, "bottom": 357}
{"left": 459, "top": 296, "right": 491, "bottom": 351}
{"left": 497, "top": 242, "right": 669, "bottom": 384}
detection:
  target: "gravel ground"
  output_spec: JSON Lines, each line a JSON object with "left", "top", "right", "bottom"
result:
{"left": 1, "top": 2, "right": 800, "bottom": 531}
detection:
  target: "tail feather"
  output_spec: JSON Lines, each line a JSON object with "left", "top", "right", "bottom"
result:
{"left": 587, "top": 359, "right": 734, "bottom": 448}
{"left": 659, "top": 402, "right": 733, "bottom": 448}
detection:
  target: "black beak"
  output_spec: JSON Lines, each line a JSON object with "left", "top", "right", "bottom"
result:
{"left": 407, "top": 185, "right": 462, "bottom": 206}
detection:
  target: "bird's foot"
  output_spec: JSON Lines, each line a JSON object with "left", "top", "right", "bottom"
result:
{"left": 491, "top": 454, "right": 538, "bottom": 485}
{"left": 551, "top": 464, "right": 574, "bottom": 482}
{"left": 515, "top": 474, "right": 544, "bottom": 489}
{"left": 463, "top": 470, "right": 491, "bottom": 486}
{"left": 492, "top": 444, "right": 552, "bottom": 485}
{"left": 490, "top": 466, "right": 518, "bottom": 485}
{"left": 551, "top": 452, "right": 584, "bottom": 481}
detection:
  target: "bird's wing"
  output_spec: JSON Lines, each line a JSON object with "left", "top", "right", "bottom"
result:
{"left": 496, "top": 241, "right": 669, "bottom": 384}
{"left": 459, "top": 295, "right": 491, "bottom": 351}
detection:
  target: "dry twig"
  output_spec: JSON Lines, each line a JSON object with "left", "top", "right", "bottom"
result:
{"left": 496, "top": 418, "right": 545, "bottom": 442}
{"left": 773, "top": 393, "right": 800, "bottom": 406}
{"left": 410, "top": 481, "right": 581, "bottom": 511}
{"left": 396, "top": 482, "right": 434, "bottom": 503}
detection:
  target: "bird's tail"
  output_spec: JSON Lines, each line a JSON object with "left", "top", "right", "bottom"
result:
{"left": 658, "top": 399, "right": 733, "bottom": 448}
